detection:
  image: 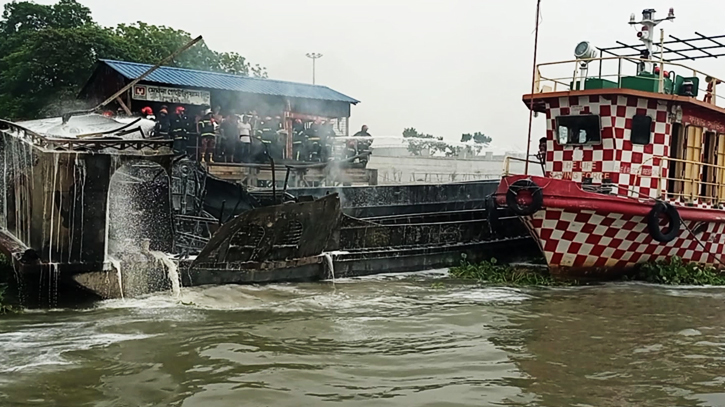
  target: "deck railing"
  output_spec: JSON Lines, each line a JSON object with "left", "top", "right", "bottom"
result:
{"left": 634, "top": 156, "right": 725, "bottom": 205}
{"left": 503, "top": 156, "right": 545, "bottom": 176}
{"left": 503, "top": 154, "right": 725, "bottom": 206}
{"left": 534, "top": 55, "right": 725, "bottom": 110}
{"left": 0, "top": 119, "right": 172, "bottom": 153}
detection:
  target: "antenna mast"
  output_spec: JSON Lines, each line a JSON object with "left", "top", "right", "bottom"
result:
{"left": 629, "top": 8, "right": 675, "bottom": 73}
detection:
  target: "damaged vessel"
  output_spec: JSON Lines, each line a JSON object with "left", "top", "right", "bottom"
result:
{"left": 0, "top": 113, "right": 535, "bottom": 306}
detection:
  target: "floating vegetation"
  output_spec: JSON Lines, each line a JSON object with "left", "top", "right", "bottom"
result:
{"left": 450, "top": 258, "right": 570, "bottom": 286}
{"left": 452, "top": 256, "right": 725, "bottom": 288}
{"left": 632, "top": 257, "right": 725, "bottom": 286}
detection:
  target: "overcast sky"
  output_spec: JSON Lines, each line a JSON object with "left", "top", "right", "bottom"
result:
{"left": 12, "top": 0, "right": 725, "bottom": 152}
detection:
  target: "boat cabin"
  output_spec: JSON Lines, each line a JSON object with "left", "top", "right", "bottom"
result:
{"left": 524, "top": 9, "right": 725, "bottom": 208}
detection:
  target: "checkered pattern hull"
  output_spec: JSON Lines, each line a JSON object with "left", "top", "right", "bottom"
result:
{"left": 523, "top": 207, "right": 725, "bottom": 277}
{"left": 496, "top": 175, "right": 725, "bottom": 278}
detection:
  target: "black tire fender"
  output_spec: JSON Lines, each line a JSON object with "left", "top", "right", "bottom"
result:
{"left": 647, "top": 201, "right": 681, "bottom": 243}
{"left": 505, "top": 179, "right": 543, "bottom": 216}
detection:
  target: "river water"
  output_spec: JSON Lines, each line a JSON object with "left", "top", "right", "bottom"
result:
{"left": 1, "top": 270, "right": 724, "bottom": 407}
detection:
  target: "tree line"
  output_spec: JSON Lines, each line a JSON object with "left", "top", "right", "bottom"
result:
{"left": 402, "top": 127, "right": 492, "bottom": 157}
{"left": 0, "top": 0, "right": 266, "bottom": 120}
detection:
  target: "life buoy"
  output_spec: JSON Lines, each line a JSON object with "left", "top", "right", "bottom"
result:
{"left": 486, "top": 195, "right": 500, "bottom": 233}
{"left": 647, "top": 201, "right": 681, "bottom": 243}
{"left": 506, "top": 179, "right": 543, "bottom": 216}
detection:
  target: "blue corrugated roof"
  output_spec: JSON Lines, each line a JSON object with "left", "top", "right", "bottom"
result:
{"left": 99, "top": 59, "right": 359, "bottom": 104}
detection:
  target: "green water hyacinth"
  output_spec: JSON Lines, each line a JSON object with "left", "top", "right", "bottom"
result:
{"left": 633, "top": 257, "right": 725, "bottom": 286}
{"left": 450, "top": 258, "right": 568, "bottom": 286}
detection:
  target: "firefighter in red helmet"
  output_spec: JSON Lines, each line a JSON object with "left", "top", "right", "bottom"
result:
{"left": 141, "top": 106, "right": 154, "bottom": 120}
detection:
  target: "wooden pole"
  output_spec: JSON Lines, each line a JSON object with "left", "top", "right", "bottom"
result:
{"left": 524, "top": 0, "right": 542, "bottom": 175}
{"left": 63, "top": 35, "right": 203, "bottom": 123}
{"left": 115, "top": 97, "right": 131, "bottom": 115}
{"left": 94, "top": 36, "right": 203, "bottom": 111}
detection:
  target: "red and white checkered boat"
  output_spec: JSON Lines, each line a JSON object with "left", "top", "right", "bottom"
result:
{"left": 493, "top": 8, "right": 725, "bottom": 278}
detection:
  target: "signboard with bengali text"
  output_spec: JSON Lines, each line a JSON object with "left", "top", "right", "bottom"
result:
{"left": 131, "top": 84, "right": 211, "bottom": 106}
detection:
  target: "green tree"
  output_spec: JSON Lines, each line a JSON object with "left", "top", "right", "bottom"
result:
{"left": 0, "top": 0, "right": 267, "bottom": 120}
{"left": 403, "top": 127, "right": 420, "bottom": 138}
{"left": 461, "top": 132, "right": 492, "bottom": 146}
{"left": 403, "top": 127, "right": 455, "bottom": 156}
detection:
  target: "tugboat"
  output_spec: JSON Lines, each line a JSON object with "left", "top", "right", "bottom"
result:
{"left": 494, "top": 7, "right": 725, "bottom": 277}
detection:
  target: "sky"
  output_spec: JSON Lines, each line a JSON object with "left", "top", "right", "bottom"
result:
{"left": 9, "top": 0, "right": 725, "bottom": 152}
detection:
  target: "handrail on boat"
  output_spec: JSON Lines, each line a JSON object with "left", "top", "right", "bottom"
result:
{"left": 503, "top": 156, "right": 543, "bottom": 176}
{"left": 634, "top": 155, "right": 725, "bottom": 205}
{"left": 0, "top": 118, "right": 172, "bottom": 154}
{"left": 534, "top": 55, "right": 725, "bottom": 109}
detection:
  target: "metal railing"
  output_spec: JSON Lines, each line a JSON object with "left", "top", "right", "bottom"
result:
{"left": 634, "top": 156, "right": 725, "bottom": 205}
{"left": 534, "top": 55, "right": 725, "bottom": 110}
{"left": 0, "top": 119, "right": 172, "bottom": 153}
{"left": 503, "top": 156, "right": 545, "bottom": 176}
{"left": 502, "top": 154, "right": 725, "bottom": 205}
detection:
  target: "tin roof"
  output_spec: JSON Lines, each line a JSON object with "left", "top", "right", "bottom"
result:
{"left": 99, "top": 59, "right": 359, "bottom": 104}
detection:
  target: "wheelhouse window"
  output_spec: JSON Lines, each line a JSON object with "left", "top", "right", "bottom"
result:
{"left": 555, "top": 115, "right": 601, "bottom": 145}
{"left": 631, "top": 114, "right": 652, "bottom": 145}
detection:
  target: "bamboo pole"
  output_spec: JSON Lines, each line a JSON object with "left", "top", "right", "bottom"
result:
{"left": 62, "top": 35, "right": 203, "bottom": 123}
{"left": 524, "top": 0, "right": 542, "bottom": 175}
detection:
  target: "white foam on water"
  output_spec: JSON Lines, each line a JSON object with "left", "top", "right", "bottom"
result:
{"left": 329, "top": 268, "right": 450, "bottom": 284}
{"left": 322, "top": 252, "right": 335, "bottom": 282}
{"left": 0, "top": 326, "right": 155, "bottom": 374}
{"left": 108, "top": 256, "right": 124, "bottom": 301}
{"left": 149, "top": 251, "right": 181, "bottom": 298}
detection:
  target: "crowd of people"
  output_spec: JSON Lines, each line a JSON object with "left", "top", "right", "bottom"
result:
{"left": 134, "top": 104, "right": 372, "bottom": 164}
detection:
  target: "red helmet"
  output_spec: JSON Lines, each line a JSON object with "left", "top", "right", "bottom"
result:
{"left": 141, "top": 107, "right": 153, "bottom": 116}
{"left": 175, "top": 106, "right": 186, "bottom": 115}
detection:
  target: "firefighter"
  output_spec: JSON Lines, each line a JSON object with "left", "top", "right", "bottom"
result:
{"left": 258, "top": 116, "right": 275, "bottom": 162}
{"left": 292, "top": 119, "right": 306, "bottom": 161}
{"left": 141, "top": 106, "right": 155, "bottom": 120}
{"left": 154, "top": 106, "right": 171, "bottom": 139}
{"left": 353, "top": 124, "right": 371, "bottom": 138}
{"left": 351, "top": 125, "right": 372, "bottom": 164}
{"left": 197, "top": 108, "right": 216, "bottom": 163}
{"left": 305, "top": 120, "right": 323, "bottom": 162}
{"left": 170, "top": 106, "right": 189, "bottom": 155}
{"left": 220, "top": 114, "right": 239, "bottom": 163}
{"left": 318, "top": 120, "right": 333, "bottom": 162}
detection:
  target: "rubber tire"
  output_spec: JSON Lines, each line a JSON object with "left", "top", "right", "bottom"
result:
{"left": 647, "top": 201, "right": 681, "bottom": 243}
{"left": 506, "top": 179, "right": 543, "bottom": 216}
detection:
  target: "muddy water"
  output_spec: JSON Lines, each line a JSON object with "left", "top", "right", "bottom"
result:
{"left": 1, "top": 270, "right": 725, "bottom": 406}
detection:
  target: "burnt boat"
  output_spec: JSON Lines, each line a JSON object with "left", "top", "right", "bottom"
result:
{"left": 493, "top": 8, "right": 725, "bottom": 278}
{"left": 0, "top": 113, "right": 537, "bottom": 306}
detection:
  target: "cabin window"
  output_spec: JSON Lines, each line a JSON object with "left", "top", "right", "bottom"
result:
{"left": 631, "top": 114, "right": 652, "bottom": 145}
{"left": 555, "top": 115, "right": 601, "bottom": 145}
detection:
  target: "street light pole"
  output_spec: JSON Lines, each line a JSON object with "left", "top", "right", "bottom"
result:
{"left": 306, "top": 52, "right": 323, "bottom": 85}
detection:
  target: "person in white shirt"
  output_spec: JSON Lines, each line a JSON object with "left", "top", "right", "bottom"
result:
{"left": 237, "top": 115, "right": 253, "bottom": 162}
